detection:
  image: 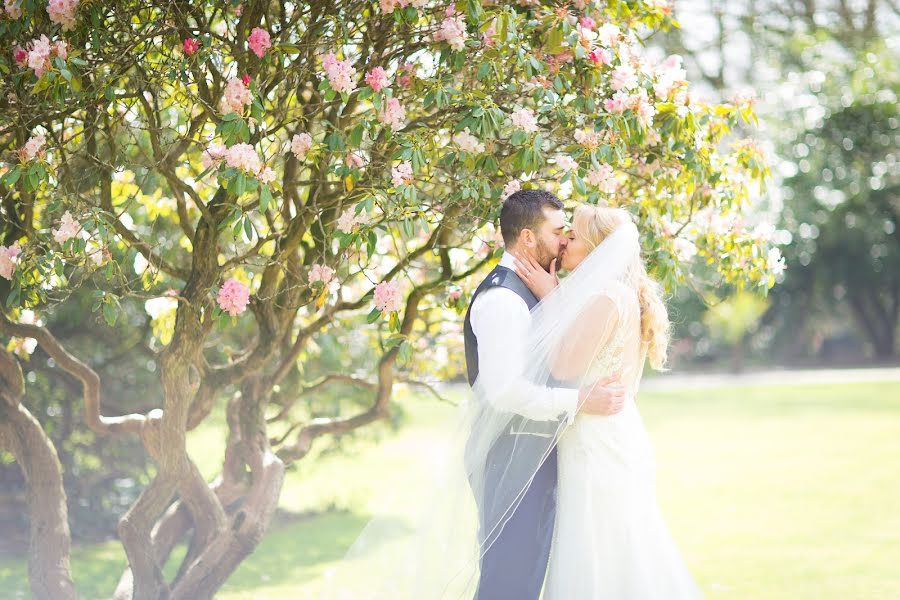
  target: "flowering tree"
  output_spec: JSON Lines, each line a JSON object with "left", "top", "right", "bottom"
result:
{"left": 0, "top": 0, "right": 775, "bottom": 598}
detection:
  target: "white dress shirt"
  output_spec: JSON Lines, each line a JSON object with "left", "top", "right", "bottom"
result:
{"left": 469, "top": 251, "right": 578, "bottom": 424}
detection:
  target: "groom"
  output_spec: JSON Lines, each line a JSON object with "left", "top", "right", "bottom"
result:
{"left": 463, "top": 189, "right": 626, "bottom": 600}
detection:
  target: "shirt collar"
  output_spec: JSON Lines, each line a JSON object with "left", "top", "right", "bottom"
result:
{"left": 498, "top": 250, "right": 517, "bottom": 270}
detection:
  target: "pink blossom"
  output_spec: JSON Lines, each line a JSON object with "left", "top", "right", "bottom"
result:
{"left": 364, "top": 66, "right": 388, "bottom": 92}
{"left": 54, "top": 40, "right": 67, "bottom": 60}
{"left": 373, "top": 280, "right": 403, "bottom": 313}
{"left": 452, "top": 128, "right": 484, "bottom": 154}
{"left": 587, "top": 48, "right": 612, "bottom": 66}
{"left": 580, "top": 16, "right": 596, "bottom": 30}
{"left": 604, "top": 91, "right": 628, "bottom": 113}
{"left": 234, "top": 3, "right": 242, "bottom": 16}
{"left": 52, "top": 211, "right": 79, "bottom": 243}
{"left": 27, "top": 35, "right": 52, "bottom": 78}
{"left": 183, "top": 37, "right": 200, "bottom": 56}
{"left": 0, "top": 244, "right": 20, "bottom": 280}
{"left": 336, "top": 208, "right": 364, "bottom": 233}
{"left": 654, "top": 54, "right": 686, "bottom": 99}
{"left": 391, "top": 161, "right": 413, "bottom": 187}
{"left": 510, "top": 108, "right": 538, "bottom": 133}
{"left": 201, "top": 142, "right": 227, "bottom": 170}
{"left": 610, "top": 64, "right": 638, "bottom": 91}
{"left": 20, "top": 134, "right": 46, "bottom": 162}
{"left": 630, "top": 88, "right": 656, "bottom": 127}
{"left": 248, "top": 28, "right": 271, "bottom": 58}
{"left": 448, "top": 287, "right": 462, "bottom": 301}
{"left": 378, "top": 97, "right": 406, "bottom": 132}
{"left": 597, "top": 23, "right": 621, "bottom": 48}
{"left": 434, "top": 12, "right": 468, "bottom": 51}
{"left": 217, "top": 278, "right": 250, "bottom": 316}
{"left": 308, "top": 264, "right": 335, "bottom": 285}
{"left": 396, "top": 62, "right": 416, "bottom": 89}
{"left": 501, "top": 179, "right": 521, "bottom": 200}
{"left": 585, "top": 164, "right": 617, "bottom": 192}
{"left": 482, "top": 19, "right": 498, "bottom": 46}
{"left": 345, "top": 152, "right": 365, "bottom": 168}
{"left": 257, "top": 166, "right": 276, "bottom": 184}
{"left": 14, "top": 46, "right": 27, "bottom": 66}
{"left": 242, "top": 73, "right": 251, "bottom": 86}
{"left": 224, "top": 143, "right": 262, "bottom": 175}
{"left": 555, "top": 154, "right": 578, "bottom": 172}
{"left": 47, "top": 0, "right": 79, "bottom": 31}
{"left": 219, "top": 76, "right": 252, "bottom": 114}
{"left": 574, "top": 128, "right": 602, "bottom": 149}
{"left": 290, "top": 133, "right": 313, "bottom": 159}
{"left": 322, "top": 51, "right": 357, "bottom": 95}
{"left": 379, "top": 0, "right": 409, "bottom": 14}
{"left": 5, "top": 0, "right": 22, "bottom": 19}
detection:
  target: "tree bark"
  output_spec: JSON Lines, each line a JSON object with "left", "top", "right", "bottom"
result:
{"left": 0, "top": 350, "right": 77, "bottom": 600}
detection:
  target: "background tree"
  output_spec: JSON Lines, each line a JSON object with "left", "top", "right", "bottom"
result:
{"left": 658, "top": 0, "right": 899, "bottom": 365}
{"left": 0, "top": 1, "right": 774, "bottom": 598}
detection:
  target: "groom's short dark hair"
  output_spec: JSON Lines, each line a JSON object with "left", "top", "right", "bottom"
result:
{"left": 500, "top": 189, "right": 564, "bottom": 247}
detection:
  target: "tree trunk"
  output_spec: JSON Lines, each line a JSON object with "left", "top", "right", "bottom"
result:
{"left": 0, "top": 392, "right": 78, "bottom": 600}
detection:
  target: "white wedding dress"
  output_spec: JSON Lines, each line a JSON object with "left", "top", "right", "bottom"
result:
{"left": 544, "top": 281, "right": 704, "bottom": 600}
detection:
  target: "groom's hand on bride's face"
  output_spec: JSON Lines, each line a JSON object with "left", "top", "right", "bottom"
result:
{"left": 512, "top": 251, "right": 559, "bottom": 300}
{"left": 578, "top": 373, "right": 627, "bottom": 416}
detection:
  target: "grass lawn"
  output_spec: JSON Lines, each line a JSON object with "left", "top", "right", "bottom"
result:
{"left": 1, "top": 380, "right": 899, "bottom": 599}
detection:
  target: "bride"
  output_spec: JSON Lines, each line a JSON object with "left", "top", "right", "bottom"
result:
{"left": 512, "top": 204, "right": 703, "bottom": 599}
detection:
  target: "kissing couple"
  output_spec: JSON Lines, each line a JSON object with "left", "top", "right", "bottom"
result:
{"left": 321, "top": 189, "right": 704, "bottom": 600}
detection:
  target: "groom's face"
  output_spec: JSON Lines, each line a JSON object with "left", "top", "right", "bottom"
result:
{"left": 530, "top": 207, "right": 568, "bottom": 270}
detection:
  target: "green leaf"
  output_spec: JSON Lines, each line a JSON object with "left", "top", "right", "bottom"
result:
{"left": 102, "top": 302, "right": 118, "bottom": 327}
{"left": 260, "top": 186, "right": 272, "bottom": 212}
{"left": 367, "top": 307, "right": 382, "bottom": 323}
{"left": 398, "top": 340, "right": 413, "bottom": 363}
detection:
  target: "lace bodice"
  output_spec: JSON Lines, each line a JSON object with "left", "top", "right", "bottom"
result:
{"left": 584, "top": 282, "right": 643, "bottom": 395}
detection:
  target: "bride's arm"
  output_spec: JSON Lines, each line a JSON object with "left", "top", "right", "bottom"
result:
{"left": 549, "top": 294, "right": 620, "bottom": 381}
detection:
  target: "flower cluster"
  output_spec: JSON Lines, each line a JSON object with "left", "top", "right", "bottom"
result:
{"left": 17, "top": 35, "right": 68, "bottom": 78}
{"left": 501, "top": 179, "right": 521, "bottom": 200}
{"left": 374, "top": 280, "right": 403, "bottom": 313}
{"left": 219, "top": 76, "right": 252, "bottom": 115}
{"left": 336, "top": 208, "right": 367, "bottom": 234}
{"left": 378, "top": 98, "right": 406, "bottom": 132}
{"left": 585, "top": 164, "right": 617, "bottom": 193}
{"left": 555, "top": 154, "right": 578, "bottom": 172}
{"left": 0, "top": 243, "right": 20, "bottom": 280}
{"left": 203, "top": 142, "right": 273, "bottom": 183}
{"left": 453, "top": 128, "right": 485, "bottom": 154}
{"left": 217, "top": 278, "right": 250, "bottom": 316}
{"left": 248, "top": 28, "right": 271, "bottom": 58}
{"left": 183, "top": 38, "right": 200, "bottom": 56}
{"left": 391, "top": 161, "right": 413, "bottom": 187}
{"left": 308, "top": 264, "right": 335, "bottom": 285}
{"left": 365, "top": 67, "right": 388, "bottom": 92}
{"left": 574, "top": 128, "right": 602, "bottom": 149}
{"left": 47, "top": 0, "right": 79, "bottom": 31}
{"left": 510, "top": 108, "right": 538, "bottom": 133}
{"left": 290, "top": 133, "right": 313, "bottom": 160}
{"left": 322, "top": 51, "right": 357, "bottom": 95}
{"left": 4, "top": 0, "right": 22, "bottom": 20}
{"left": 434, "top": 6, "right": 468, "bottom": 51}
{"left": 19, "top": 134, "right": 46, "bottom": 162}
{"left": 52, "top": 211, "right": 79, "bottom": 243}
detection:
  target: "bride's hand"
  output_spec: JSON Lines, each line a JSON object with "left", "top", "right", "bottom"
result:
{"left": 512, "top": 251, "right": 559, "bottom": 300}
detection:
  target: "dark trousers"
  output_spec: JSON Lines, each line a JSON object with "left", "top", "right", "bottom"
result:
{"left": 470, "top": 436, "right": 558, "bottom": 600}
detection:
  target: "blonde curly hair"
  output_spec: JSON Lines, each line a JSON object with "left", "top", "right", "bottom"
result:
{"left": 572, "top": 205, "right": 671, "bottom": 370}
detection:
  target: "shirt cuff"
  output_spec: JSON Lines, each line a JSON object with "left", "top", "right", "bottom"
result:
{"left": 552, "top": 388, "right": 579, "bottom": 426}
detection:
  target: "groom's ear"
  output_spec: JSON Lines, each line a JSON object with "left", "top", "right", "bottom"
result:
{"left": 519, "top": 228, "right": 536, "bottom": 248}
